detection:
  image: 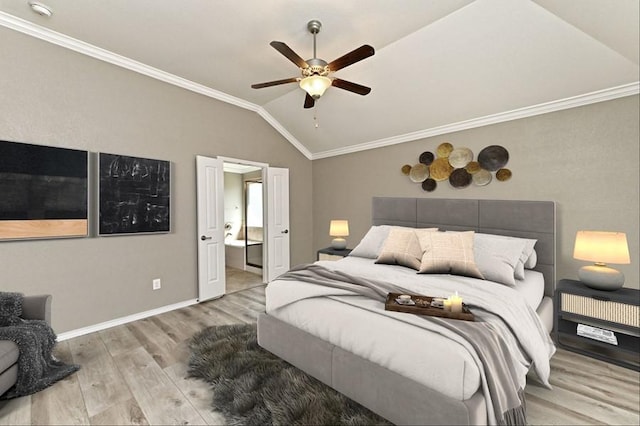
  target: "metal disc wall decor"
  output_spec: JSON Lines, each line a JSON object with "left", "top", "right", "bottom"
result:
{"left": 419, "top": 151, "right": 435, "bottom": 165}
{"left": 409, "top": 163, "right": 429, "bottom": 182}
{"left": 449, "top": 168, "right": 472, "bottom": 188}
{"left": 465, "top": 161, "right": 481, "bottom": 174}
{"left": 436, "top": 142, "right": 454, "bottom": 158}
{"left": 448, "top": 148, "right": 473, "bottom": 168}
{"left": 422, "top": 178, "right": 437, "bottom": 192}
{"left": 429, "top": 158, "right": 453, "bottom": 181}
{"left": 478, "top": 145, "right": 509, "bottom": 171}
{"left": 496, "top": 168, "right": 512, "bottom": 181}
{"left": 402, "top": 142, "right": 512, "bottom": 191}
{"left": 472, "top": 169, "right": 492, "bottom": 186}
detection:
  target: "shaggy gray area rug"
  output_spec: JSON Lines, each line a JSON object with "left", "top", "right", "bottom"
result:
{"left": 188, "top": 323, "right": 392, "bottom": 425}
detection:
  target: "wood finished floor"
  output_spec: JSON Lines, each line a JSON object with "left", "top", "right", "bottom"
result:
{"left": 1, "top": 272, "right": 638, "bottom": 425}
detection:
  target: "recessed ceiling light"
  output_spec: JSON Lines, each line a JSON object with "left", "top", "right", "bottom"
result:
{"left": 29, "top": 1, "right": 53, "bottom": 17}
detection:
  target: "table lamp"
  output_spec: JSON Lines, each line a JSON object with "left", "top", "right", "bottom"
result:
{"left": 573, "top": 231, "right": 630, "bottom": 291}
{"left": 329, "top": 220, "right": 349, "bottom": 250}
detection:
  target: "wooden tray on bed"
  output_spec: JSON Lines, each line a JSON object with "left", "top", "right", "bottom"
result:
{"left": 385, "top": 293, "right": 475, "bottom": 321}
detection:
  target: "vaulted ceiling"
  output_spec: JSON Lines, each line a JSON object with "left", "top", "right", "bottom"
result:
{"left": 1, "top": 0, "right": 638, "bottom": 159}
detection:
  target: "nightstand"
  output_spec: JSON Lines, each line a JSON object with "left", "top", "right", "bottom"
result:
{"left": 555, "top": 279, "right": 640, "bottom": 371}
{"left": 317, "top": 247, "right": 352, "bottom": 261}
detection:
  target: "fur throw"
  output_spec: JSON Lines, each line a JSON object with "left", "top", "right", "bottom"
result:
{"left": 0, "top": 292, "right": 80, "bottom": 400}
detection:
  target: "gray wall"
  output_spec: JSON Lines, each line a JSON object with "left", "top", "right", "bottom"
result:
{"left": 313, "top": 96, "right": 639, "bottom": 289}
{"left": 0, "top": 28, "right": 313, "bottom": 332}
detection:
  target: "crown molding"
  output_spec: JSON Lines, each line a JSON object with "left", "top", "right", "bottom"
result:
{"left": 2, "top": 11, "right": 636, "bottom": 163}
{"left": 311, "top": 82, "right": 640, "bottom": 160}
{"left": 0, "top": 12, "right": 256, "bottom": 110}
{"left": 0, "top": 11, "right": 313, "bottom": 160}
{"left": 256, "top": 107, "right": 314, "bottom": 159}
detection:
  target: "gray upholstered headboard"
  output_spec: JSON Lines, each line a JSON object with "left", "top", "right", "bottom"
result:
{"left": 372, "top": 197, "right": 556, "bottom": 297}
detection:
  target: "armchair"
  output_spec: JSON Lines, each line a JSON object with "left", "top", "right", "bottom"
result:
{"left": 0, "top": 294, "right": 52, "bottom": 397}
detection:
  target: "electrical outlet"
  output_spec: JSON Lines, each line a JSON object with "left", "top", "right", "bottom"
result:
{"left": 152, "top": 279, "right": 161, "bottom": 290}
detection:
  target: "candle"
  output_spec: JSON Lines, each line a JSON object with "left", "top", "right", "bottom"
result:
{"left": 450, "top": 291, "right": 463, "bottom": 313}
{"left": 398, "top": 294, "right": 411, "bottom": 302}
{"left": 443, "top": 299, "right": 452, "bottom": 311}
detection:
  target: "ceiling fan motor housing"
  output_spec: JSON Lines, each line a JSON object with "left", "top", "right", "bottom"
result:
{"left": 303, "top": 58, "right": 329, "bottom": 77}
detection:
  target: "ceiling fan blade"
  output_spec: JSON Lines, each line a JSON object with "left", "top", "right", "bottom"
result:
{"left": 327, "top": 45, "right": 375, "bottom": 72}
{"left": 332, "top": 78, "right": 371, "bottom": 95}
{"left": 270, "top": 41, "right": 309, "bottom": 69}
{"left": 251, "top": 77, "right": 299, "bottom": 89}
{"left": 304, "top": 93, "right": 315, "bottom": 109}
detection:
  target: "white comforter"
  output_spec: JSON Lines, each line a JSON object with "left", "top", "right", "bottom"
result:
{"left": 266, "top": 257, "right": 555, "bottom": 422}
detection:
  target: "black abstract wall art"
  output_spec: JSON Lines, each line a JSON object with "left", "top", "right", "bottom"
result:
{"left": 0, "top": 140, "right": 88, "bottom": 241}
{"left": 99, "top": 153, "right": 170, "bottom": 235}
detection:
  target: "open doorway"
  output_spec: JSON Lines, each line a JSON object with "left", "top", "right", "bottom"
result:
{"left": 196, "top": 155, "right": 290, "bottom": 302}
{"left": 223, "top": 161, "right": 264, "bottom": 294}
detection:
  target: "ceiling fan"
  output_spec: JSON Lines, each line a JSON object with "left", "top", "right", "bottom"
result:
{"left": 251, "top": 20, "right": 375, "bottom": 109}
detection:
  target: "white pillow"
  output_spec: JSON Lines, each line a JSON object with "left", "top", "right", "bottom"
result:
{"left": 474, "top": 234, "right": 537, "bottom": 280}
{"left": 349, "top": 225, "right": 392, "bottom": 259}
{"left": 525, "top": 249, "right": 538, "bottom": 269}
{"left": 516, "top": 238, "right": 537, "bottom": 278}
{"left": 474, "top": 233, "right": 526, "bottom": 287}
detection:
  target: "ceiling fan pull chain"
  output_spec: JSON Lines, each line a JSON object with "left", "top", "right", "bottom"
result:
{"left": 314, "top": 107, "right": 319, "bottom": 129}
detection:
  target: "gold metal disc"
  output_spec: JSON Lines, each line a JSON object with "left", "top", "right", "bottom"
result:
{"left": 436, "top": 142, "right": 454, "bottom": 158}
{"left": 429, "top": 157, "right": 453, "bottom": 181}
{"left": 465, "top": 161, "right": 481, "bottom": 174}
{"left": 496, "top": 168, "right": 512, "bottom": 181}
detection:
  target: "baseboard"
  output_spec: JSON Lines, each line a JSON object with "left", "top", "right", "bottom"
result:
{"left": 244, "top": 264, "right": 264, "bottom": 277}
{"left": 56, "top": 298, "right": 199, "bottom": 341}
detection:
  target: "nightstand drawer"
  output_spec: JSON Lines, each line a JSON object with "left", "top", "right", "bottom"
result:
{"left": 555, "top": 279, "right": 640, "bottom": 371}
{"left": 561, "top": 293, "right": 639, "bottom": 328}
{"left": 318, "top": 253, "right": 345, "bottom": 261}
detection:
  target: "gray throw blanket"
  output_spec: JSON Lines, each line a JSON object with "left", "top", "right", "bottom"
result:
{"left": 0, "top": 292, "right": 80, "bottom": 400}
{"left": 278, "top": 264, "right": 528, "bottom": 426}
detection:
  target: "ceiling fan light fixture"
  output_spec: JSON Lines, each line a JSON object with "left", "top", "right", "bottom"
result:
{"left": 299, "top": 75, "right": 331, "bottom": 99}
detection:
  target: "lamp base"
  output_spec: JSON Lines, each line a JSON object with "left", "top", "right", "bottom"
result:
{"left": 331, "top": 238, "right": 347, "bottom": 250}
{"left": 578, "top": 264, "right": 625, "bottom": 291}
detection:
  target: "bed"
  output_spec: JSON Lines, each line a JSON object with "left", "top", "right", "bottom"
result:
{"left": 257, "top": 197, "right": 556, "bottom": 425}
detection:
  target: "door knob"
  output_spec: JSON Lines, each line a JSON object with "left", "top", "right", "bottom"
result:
{"left": 201, "top": 235, "right": 212, "bottom": 241}
{"left": 281, "top": 229, "right": 289, "bottom": 234}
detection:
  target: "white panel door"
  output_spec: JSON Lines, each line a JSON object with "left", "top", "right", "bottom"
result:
{"left": 196, "top": 155, "right": 225, "bottom": 301}
{"left": 266, "top": 167, "right": 290, "bottom": 282}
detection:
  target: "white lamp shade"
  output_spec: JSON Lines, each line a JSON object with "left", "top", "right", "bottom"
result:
{"left": 573, "top": 231, "right": 630, "bottom": 265}
{"left": 300, "top": 76, "right": 331, "bottom": 99}
{"left": 329, "top": 220, "right": 349, "bottom": 237}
